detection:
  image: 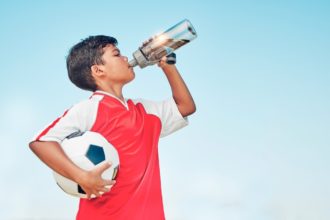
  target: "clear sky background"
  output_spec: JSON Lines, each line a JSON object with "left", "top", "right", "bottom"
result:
{"left": 0, "top": 0, "right": 329, "bottom": 219}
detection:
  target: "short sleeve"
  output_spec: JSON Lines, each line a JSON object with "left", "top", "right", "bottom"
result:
{"left": 31, "top": 99, "right": 98, "bottom": 143}
{"left": 132, "top": 97, "right": 189, "bottom": 138}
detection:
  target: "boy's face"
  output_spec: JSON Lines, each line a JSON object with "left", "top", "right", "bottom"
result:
{"left": 95, "top": 44, "right": 135, "bottom": 86}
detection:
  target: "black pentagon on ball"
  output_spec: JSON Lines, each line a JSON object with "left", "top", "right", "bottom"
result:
{"left": 78, "top": 184, "right": 86, "bottom": 194}
{"left": 85, "top": 144, "right": 105, "bottom": 165}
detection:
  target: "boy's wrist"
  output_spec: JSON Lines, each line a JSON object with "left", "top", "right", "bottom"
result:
{"left": 72, "top": 168, "right": 88, "bottom": 184}
{"left": 161, "top": 64, "right": 178, "bottom": 75}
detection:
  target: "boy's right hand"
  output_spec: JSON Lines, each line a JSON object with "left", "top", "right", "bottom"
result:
{"left": 76, "top": 162, "right": 116, "bottom": 199}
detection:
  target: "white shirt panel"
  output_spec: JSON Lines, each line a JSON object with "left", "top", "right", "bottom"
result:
{"left": 35, "top": 98, "right": 99, "bottom": 143}
{"left": 132, "top": 97, "right": 189, "bottom": 137}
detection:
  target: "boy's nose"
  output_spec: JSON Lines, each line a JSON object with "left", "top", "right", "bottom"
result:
{"left": 123, "top": 56, "right": 128, "bottom": 62}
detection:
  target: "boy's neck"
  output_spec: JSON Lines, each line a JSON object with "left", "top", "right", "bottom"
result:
{"left": 97, "top": 86, "right": 125, "bottom": 102}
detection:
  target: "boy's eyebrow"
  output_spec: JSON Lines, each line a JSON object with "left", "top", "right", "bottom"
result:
{"left": 112, "top": 48, "right": 120, "bottom": 54}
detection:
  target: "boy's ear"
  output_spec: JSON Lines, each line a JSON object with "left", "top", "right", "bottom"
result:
{"left": 91, "top": 64, "right": 105, "bottom": 78}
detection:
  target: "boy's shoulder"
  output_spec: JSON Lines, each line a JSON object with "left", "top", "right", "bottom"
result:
{"left": 68, "top": 95, "right": 101, "bottom": 114}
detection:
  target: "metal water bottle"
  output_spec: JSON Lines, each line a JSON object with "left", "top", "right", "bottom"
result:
{"left": 128, "top": 19, "right": 197, "bottom": 68}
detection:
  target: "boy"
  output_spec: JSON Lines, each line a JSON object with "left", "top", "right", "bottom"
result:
{"left": 29, "top": 35, "right": 196, "bottom": 220}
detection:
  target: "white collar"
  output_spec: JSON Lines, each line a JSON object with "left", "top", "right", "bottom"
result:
{"left": 94, "top": 90, "right": 129, "bottom": 110}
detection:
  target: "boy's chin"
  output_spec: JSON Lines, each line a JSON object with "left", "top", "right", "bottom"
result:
{"left": 129, "top": 70, "right": 135, "bottom": 80}
{"left": 124, "top": 74, "right": 135, "bottom": 84}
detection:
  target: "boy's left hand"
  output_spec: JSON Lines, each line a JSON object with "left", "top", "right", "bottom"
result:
{"left": 158, "top": 53, "right": 176, "bottom": 68}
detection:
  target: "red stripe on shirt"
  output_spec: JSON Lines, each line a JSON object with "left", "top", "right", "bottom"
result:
{"left": 35, "top": 110, "right": 69, "bottom": 141}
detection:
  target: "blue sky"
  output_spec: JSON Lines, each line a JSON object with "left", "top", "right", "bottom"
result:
{"left": 0, "top": 0, "right": 329, "bottom": 219}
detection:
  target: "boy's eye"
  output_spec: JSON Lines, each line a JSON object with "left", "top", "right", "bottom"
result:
{"left": 115, "top": 54, "right": 120, "bottom": 57}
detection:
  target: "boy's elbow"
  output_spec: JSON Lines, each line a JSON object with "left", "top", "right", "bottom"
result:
{"left": 29, "top": 141, "right": 36, "bottom": 151}
{"left": 187, "top": 102, "right": 196, "bottom": 115}
{"left": 189, "top": 103, "right": 197, "bottom": 115}
{"left": 181, "top": 103, "right": 196, "bottom": 117}
{"left": 29, "top": 141, "right": 40, "bottom": 153}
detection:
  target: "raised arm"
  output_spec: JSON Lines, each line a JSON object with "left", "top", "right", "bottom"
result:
{"left": 159, "top": 57, "right": 196, "bottom": 117}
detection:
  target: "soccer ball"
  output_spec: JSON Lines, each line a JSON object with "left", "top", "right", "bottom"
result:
{"left": 53, "top": 131, "right": 119, "bottom": 198}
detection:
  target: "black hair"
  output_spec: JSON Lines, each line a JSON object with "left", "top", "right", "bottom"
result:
{"left": 66, "top": 35, "right": 118, "bottom": 91}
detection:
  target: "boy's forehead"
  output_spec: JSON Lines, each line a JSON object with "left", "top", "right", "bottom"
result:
{"left": 104, "top": 44, "right": 118, "bottom": 51}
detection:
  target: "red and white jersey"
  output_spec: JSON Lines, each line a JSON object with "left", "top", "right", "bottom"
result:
{"left": 33, "top": 90, "right": 188, "bottom": 220}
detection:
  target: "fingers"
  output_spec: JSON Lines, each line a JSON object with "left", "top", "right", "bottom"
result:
{"left": 86, "top": 192, "right": 95, "bottom": 200}
{"left": 104, "top": 179, "right": 116, "bottom": 186}
{"left": 158, "top": 56, "right": 168, "bottom": 68}
{"left": 157, "top": 53, "right": 177, "bottom": 68}
{"left": 86, "top": 192, "right": 99, "bottom": 200}
{"left": 95, "top": 161, "right": 112, "bottom": 174}
{"left": 82, "top": 161, "right": 117, "bottom": 200}
{"left": 84, "top": 180, "right": 116, "bottom": 200}
{"left": 86, "top": 186, "right": 110, "bottom": 200}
